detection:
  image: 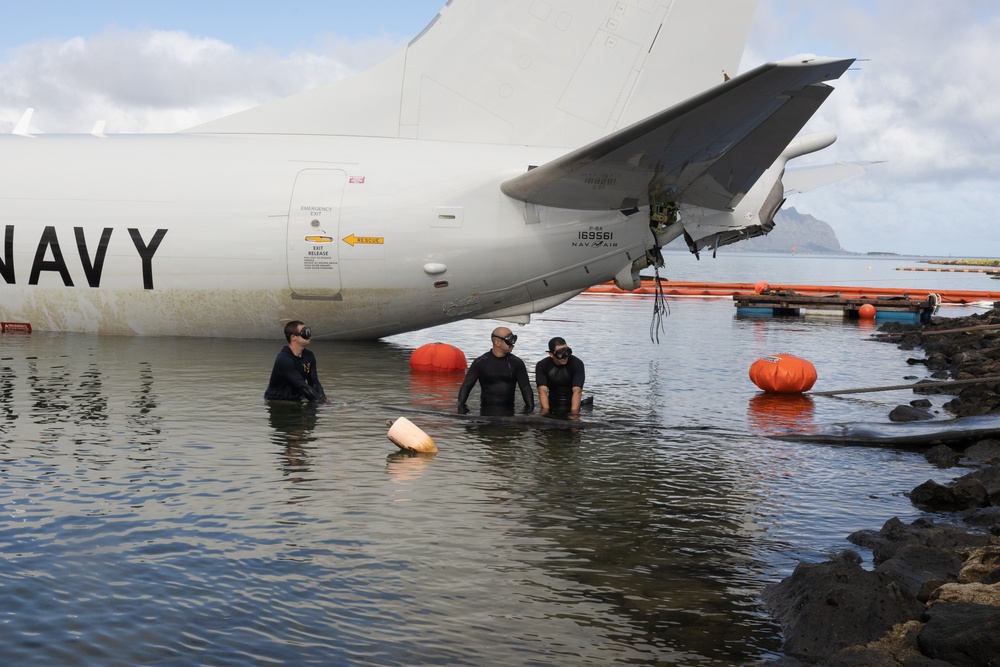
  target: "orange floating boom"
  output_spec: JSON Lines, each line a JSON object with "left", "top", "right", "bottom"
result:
{"left": 582, "top": 280, "right": 1000, "bottom": 305}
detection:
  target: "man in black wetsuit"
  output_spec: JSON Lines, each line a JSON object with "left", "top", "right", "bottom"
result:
{"left": 264, "top": 321, "right": 330, "bottom": 403}
{"left": 535, "top": 337, "right": 585, "bottom": 416}
{"left": 456, "top": 327, "right": 534, "bottom": 415}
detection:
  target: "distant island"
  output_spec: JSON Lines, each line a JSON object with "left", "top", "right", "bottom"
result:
{"left": 922, "top": 258, "right": 1000, "bottom": 266}
{"left": 725, "top": 207, "right": 844, "bottom": 253}
{"left": 666, "top": 206, "right": 846, "bottom": 254}
{"left": 661, "top": 210, "right": 996, "bottom": 259}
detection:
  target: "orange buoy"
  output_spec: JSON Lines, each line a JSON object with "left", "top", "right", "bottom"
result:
{"left": 386, "top": 417, "right": 438, "bottom": 453}
{"left": 749, "top": 354, "right": 818, "bottom": 393}
{"left": 858, "top": 303, "right": 876, "bottom": 319}
{"left": 410, "top": 342, "right": 467, "bottom": 372}
{"left": 754, "top": 281, "right": 770, "bottom": 295}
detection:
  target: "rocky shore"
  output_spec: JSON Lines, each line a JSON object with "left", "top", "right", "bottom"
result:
{"left": 763, "top": 310, "right": 1000, "bottom": 666}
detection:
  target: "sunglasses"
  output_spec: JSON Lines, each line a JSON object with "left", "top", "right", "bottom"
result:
{"left": 294, "top": 326, "right": 312, "bottom": 340}
{"left": 492, "top": 333, "right": 517, "bottom": 346}
{"left": 552, "top": 347, "right": 572, "bottom": 360}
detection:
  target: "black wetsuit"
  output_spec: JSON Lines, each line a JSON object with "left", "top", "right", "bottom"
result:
{"left": 457, "top": 352, "right": 534, "bottom": 412}
{"left": 535, "top": 355, "right": 585, "bottom": 412}
{"left": 264, "top": 346, "right": 328, "bottom": 402}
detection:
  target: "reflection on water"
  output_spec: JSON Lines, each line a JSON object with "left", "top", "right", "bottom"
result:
{"left": 385, "top": 451, "right": 437, "bottom": 493}
{"left": 747, "top": 393, "right": 816, "bottom": 436}
{"left": 408, "top": 370, "right": 462, "bottom": 409}
{"left": 268, "top": 401, "right": 320, "bottom": 487}
{"left": 0, "top": 266, "right": 970, "bottom": 664}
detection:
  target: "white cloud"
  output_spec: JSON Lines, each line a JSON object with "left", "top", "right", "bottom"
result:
{"left": 747, "top": 1, "right": 1000, "bottom": 255}
{"left": 0, "top": 28, "right": 391, "bottom": 134}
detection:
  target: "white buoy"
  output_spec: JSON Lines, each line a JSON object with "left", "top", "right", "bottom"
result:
{"left": 386, "top": 417, "right": 437, "bottom": 453}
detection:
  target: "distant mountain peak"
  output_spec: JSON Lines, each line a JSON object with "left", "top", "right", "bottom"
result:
{"left": 721, "top": 206, "right": 844, "bottom": 253}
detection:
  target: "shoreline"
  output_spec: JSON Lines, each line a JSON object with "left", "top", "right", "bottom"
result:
{"left": 763, "top": 309, "right": 1000, "bottom": 666}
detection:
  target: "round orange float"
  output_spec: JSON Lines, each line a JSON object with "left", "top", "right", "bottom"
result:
{"left": 858, "top": 303, "right": 876, "bottom": 319}
{"left": 754, "top": 280, "right": 770, "bottom": 295}
{"left": 409, "top": 342, "right": 467, "bottom": 372}
{"left": 749, "top": 353, "right": 818, "bottom": 393}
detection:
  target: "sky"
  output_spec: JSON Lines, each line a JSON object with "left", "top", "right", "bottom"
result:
{"left": 0, "top": 1, "right": 997, "bottom": 257}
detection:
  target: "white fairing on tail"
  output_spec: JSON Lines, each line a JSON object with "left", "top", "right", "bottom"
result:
{"left": 0, "top": 1, "right": 857, "bottom": 339}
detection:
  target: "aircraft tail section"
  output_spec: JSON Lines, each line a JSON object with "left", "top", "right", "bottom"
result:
{"left": 672, "top": 132, "right": 859, "bottom": 255}
{"left": 184, "top": 0, "right": 757, "bottom": 148}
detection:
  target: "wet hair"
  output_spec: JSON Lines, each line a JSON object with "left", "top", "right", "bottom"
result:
{"left": 548, "top": 336, "right": 566, "bottom": 353}
{"left": 284, "top": 320, "right": 305, "bottom": 343}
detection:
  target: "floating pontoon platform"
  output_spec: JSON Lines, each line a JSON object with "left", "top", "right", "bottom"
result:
{"left": 733, "top": 291, "right": 934, "bottom": 322}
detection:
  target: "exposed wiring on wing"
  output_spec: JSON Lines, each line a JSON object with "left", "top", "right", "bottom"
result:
{"left": 647, "top": 187, "right": 675, "bottom": 343}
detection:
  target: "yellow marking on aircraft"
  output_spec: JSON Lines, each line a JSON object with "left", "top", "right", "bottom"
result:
{"left": 342, "top": 234, "right": 384, "bottom": 247}
{"left": 304, "top": 235, "right": 334, "bottom": 243}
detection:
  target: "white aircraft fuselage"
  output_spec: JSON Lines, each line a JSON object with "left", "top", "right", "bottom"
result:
{"left": 1, "top": 0, "right": 859, "bottom": 340}
{"left": 1, "top": 134, "right": 644, "bottom": 338}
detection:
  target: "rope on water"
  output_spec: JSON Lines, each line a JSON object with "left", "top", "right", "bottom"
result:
{"left": 810, "top": 375, "right": 1000, "bottom": 397}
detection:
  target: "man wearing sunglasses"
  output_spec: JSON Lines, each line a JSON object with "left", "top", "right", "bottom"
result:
{"left": 264, "top": 320, "right": 330, "bottom": 403}
{"left": 535, "top": 337, "right": 585, "bottom": 416}
{"left": 457, "top": 327, "right": 534, "bottom": 415}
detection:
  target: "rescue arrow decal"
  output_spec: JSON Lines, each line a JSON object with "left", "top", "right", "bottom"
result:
{"left": 342, "top": 234, "right": 384, "bottom": 247}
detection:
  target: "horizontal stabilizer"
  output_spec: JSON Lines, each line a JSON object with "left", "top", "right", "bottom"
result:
{"left": 501, "top": 57, "right": 855, "bottom": 211}
{"left": 783, "top": 161, "right": 885, "bottom": 194}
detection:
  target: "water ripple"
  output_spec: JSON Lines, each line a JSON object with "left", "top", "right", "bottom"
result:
{"left": 0, "top": 283, "right": 966, "bottom": 664}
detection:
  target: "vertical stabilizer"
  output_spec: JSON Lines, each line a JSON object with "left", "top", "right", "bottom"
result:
{"left": 616, "top": 0, "right": 758, "bottom": 128}
{"left": 185, "top": 0, "right": 758, "bottom": 148}
{"left": 13, "top": 108, "right": 35, "bottom": 136}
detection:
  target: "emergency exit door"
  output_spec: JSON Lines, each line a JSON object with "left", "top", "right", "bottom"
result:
{"left": 287, "top": 169, "right": 346, "bottom": 299}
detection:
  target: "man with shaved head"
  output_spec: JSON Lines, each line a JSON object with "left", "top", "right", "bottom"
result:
{"left": 457, "top": 326, "right": 534, "bottom": 415}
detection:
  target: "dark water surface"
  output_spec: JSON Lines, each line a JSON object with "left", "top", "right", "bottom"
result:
{"left": 1, "top": 254, "right": 992, "bottom": 665}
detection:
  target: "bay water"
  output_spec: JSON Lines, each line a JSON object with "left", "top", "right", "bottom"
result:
{"left": 1, "top": 253, "right": 994, "bottom": 665}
